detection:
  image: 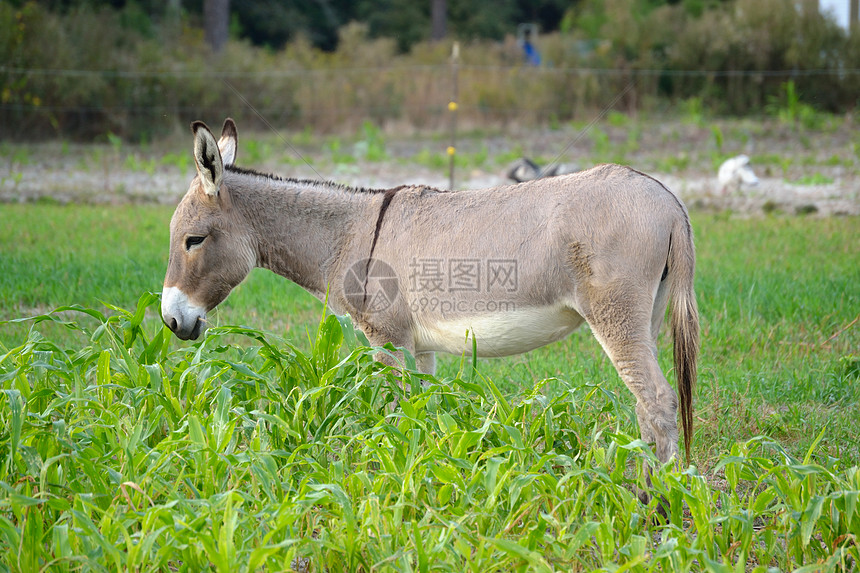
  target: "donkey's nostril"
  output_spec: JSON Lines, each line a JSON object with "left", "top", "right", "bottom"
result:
{"left": 169, "top": 317, "right": 178, "bottom": 332}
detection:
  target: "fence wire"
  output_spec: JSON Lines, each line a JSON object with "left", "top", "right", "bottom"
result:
{"left": 5, "top": 65, "right": 860, "bottom": 78}
{"left": 2, "top": 64, "right": 858, "bottom": 140}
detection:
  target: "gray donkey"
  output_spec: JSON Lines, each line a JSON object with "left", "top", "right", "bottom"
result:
{"left": 162, "top": 119, "right": 699, "bottom": 474}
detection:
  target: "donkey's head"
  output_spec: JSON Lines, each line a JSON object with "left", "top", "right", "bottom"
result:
{"left": 161, "top": 119, "right": 256, "bottom": 340}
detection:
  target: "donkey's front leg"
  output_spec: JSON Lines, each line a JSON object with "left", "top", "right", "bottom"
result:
{"left": 362, "top": 331, "right": 431, "bottom": 405}
{"left": 366, "top": 333, "right": 410, "bottom": 372}
{"left": 414, "top": 351, "right": 436, "bottom": 375}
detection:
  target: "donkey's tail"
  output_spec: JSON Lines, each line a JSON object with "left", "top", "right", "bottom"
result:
{"left": 668, "top": 215, "right": 700, "bottom": 464}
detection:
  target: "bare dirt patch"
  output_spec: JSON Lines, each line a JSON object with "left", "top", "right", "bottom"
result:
{"left": 2, "top": 118, "right": 858, "bottom": 216}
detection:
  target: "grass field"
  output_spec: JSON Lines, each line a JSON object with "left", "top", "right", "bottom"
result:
{"left": 1, "top": 203, "right": 858, "bottom": 571}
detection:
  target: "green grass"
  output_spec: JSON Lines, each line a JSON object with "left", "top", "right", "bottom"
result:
{"left": 1, "top": 204, "right": 859, "bottom": 570}
{"left": 0, "top": 205, "right": 167, "bottom": 312}
{"left": 0, "top": 205, "right": 321, "bottom": 349}
{"left": 792, "top": 174, "right": 835, "bottom": 186}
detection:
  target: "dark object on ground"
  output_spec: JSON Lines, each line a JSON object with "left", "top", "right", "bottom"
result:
{"left": 507, "top": 157, "right": 579, "bottom": 183}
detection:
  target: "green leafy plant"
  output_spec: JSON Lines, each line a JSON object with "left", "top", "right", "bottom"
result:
{"left": 124, "top": 154, "right": 157, "bottom": 175}
{"left": 589, "top": 126, "right": 611, "bottom": 162}
{"left": 243, "top": 138, "right": 273, "bottom": 165}
{"left": 710, "top": 123, "right": 724, "bottom": 153}
{"left": 607, "top": 110, "right": 629, "bottom": 127}
{"left": 681, "top": 97, "right": 705, "bottom": 127}
{"left": 160, "top": 152, "right": 192, "bottom": 171}
{"left": 353, "top": 121, "right": 388, "bottom": 162}
{"left": 767, "top": 81, "right": 830, "bottom": 130}
{"left": 0, "top": 205, "right": 858, "bottom": 571}
{"left": 1, "top": 293, "right": 858, "bottom": 570}
{"left": 328, "top": 137, "right": 356, "bottom": 164}
{"left": 793, "top": 173, "right": 834, "bottom": 185}
{"left": 411, "top": 147, "right": 447, "bottom": 170}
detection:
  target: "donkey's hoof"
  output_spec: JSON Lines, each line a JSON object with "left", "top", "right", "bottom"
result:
{"left": 636, "top": 488, "right": 670, "bottom": 520}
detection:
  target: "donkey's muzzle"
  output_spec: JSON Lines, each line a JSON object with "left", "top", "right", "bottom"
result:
{"left": 161, "top": 286, "right": 207, "bottom": 340}
{"left": 167, "top": 316, "right": 204, "bottom": 340}
{"left": 163, "top": 315, "right": 204, "bottom": 340}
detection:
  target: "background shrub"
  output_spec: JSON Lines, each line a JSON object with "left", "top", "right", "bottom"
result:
{"left": 1, "top": 0, "right": 859, "bottom": 141}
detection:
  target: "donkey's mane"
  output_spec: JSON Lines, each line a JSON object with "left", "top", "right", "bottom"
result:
{"left": 226, "top": 165, "right": 379, "bottom": 194}
{"left": 226, "top": 165, "right": 447, "bottom": 196}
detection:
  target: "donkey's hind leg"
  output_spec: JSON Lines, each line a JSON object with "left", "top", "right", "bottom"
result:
{"left": 585, "top": 293, "right": 679, "bottom": 518}
{"left": 650, "top": 277, "right": 671, "bottom": 349}
{"left": 584, "top": 291, "right": 680, "bottom": 466}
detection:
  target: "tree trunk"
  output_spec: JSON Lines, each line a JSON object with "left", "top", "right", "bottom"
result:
{"left": 852, "top": 0, "right": 859, "bottom": 31}
{"left": 166, "top": 0, "right": 181, "bottom": 37}
{"left": 432, "top": 0, "right": 447, "bottom": 41}
{"left": 204, "top": 0, "right": 230, "bottom": 53}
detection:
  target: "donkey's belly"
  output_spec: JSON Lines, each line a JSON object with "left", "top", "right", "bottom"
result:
{"left": 414, "top": 305, "right": 585, "bottom": 358}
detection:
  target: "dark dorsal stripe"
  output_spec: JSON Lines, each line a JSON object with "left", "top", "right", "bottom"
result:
{"left": 370, "top": 186, "right": 401, "bottom": 257}
{"left": 361, "top": 186, "right": 402, "bottom": 311}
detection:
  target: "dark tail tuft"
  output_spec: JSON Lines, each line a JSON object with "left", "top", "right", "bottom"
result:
{"left": 669, "top": 221, "right": 700, "bottom": 464}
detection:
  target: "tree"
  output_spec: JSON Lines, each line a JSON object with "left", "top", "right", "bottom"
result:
{"left": 231, "top": 0, "right": 356, "bottom": 52}
{"left": 853, "top": 0, "right": 859, "bottom": 30}
{"left": 432, "top": 0, "right": 447, "bottom": 40}
{"left": 204, "top": 0, "right": 229, "bottom": 53}
{"left": 357, "top": 0, "right": 429, "bottom": 52}
{"left": 448, "top": 0, "right": 516, "bottom": 40}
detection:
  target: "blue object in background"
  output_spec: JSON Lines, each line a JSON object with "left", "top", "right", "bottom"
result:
{"left": 523, "top": 40, "right": 541, "bottom": 66}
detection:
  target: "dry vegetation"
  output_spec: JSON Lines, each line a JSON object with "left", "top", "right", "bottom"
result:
{"left": 3, "top": 0, "right": 860, "bottom": 140}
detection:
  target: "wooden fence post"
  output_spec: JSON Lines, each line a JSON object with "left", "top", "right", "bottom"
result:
{"left": 448, "top": 42, "right": 460, "bottom": 190}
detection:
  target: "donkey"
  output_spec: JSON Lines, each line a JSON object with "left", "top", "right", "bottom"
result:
{"left": 162, "top": 118, "right": 699, "bottom": 472}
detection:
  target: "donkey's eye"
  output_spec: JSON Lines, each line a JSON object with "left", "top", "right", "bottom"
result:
{"left": 185, "top": 236, "right": 206, "bottom": 250}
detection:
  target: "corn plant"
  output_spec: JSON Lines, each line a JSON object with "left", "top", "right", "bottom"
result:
{"left": 1, "top": 294, "right": 858, "bottom": 571}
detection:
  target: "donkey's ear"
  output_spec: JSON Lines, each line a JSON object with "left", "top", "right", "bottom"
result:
{"left": 191, "top": 121, "right": 223, "bottom": 197}
{"left": 218, "top": 118, "right": 237, "bottom": 167}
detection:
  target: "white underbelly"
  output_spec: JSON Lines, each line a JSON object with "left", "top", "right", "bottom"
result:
{"left": 414, "top": 305, "right": 585, "bottom": 357}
